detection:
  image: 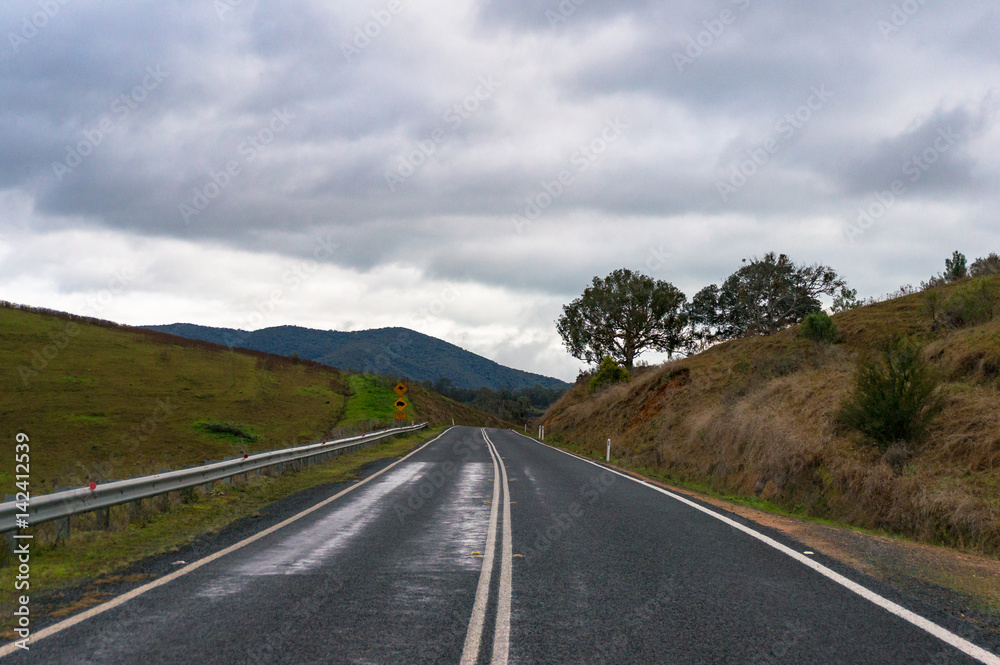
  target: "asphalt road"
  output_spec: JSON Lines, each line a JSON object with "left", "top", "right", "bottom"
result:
{"left": 6, "top": 426, "right": 1000, "bottom": 664}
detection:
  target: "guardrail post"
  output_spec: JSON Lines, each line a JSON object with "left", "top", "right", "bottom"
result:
{"left": 97, "top": 506, "right": 111, "bottom": 529}
{"left": 55, "top": 516, "right": 71, "bottom": 542}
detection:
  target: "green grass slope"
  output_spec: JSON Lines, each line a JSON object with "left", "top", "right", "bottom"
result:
{"left": 0, "top": 302, "right": 505, "bottom": 492}
{"left": 540, "top": 276, "right": 1000, "bottom": 556}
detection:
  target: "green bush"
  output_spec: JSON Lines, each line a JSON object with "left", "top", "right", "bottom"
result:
{"left": 800, "top": 311, "right": 838, "bottom": 343}
{"left": 200, "top": 421, "right": 259, "bottom": 441}
{"left": 942, "top": 277, "right": 998, "bottom": 327}
{"left": 589, "top": 356, "right": 630, "bottom": 392}
{"left": 837, "top": 337, "right": 942, "bottom": 450}
{"left": 922, "top": 289, "right": 943, "bottom": 324}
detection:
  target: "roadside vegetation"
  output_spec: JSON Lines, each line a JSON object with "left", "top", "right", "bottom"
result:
{"left": 417, "top": 378, "right": 565, "bottom": 424}
{"left": 800, "top": 311, "right": 838, "bottom": 344}
{"left": 545, "top": 252, "right": 1000, "bottom": 557}
{"left": 345, "top": 373, "right": 412, "bottom": 422}
{"left": 589, "top": 356, "right": 631, "bottom": 392}
{"left": 836, "top": 337, "right": 943, "bottom": 455}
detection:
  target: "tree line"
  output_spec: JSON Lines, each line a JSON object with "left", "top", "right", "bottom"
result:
{"left": 558, "top": 250, "right": 1000, "bottom": 372}
{"left": 419, "top": 377, "right": 565, "bottom": 424}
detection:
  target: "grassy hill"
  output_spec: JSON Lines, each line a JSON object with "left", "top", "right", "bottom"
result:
{"left": 144, "top": 323, "right": 570, "bottom": 392}
{"left": 0, "top": 302, "right": 506, "bottom": 493}
{"left": 540, "top": 275, "right": 1000, "bottom": 556}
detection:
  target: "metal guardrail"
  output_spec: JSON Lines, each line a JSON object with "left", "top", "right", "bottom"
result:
{"left": 0, "top": 422, "right": 428, "bottom": 534}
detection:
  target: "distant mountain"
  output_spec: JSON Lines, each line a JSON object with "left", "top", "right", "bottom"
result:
{"left": 144, "top": 323, "right": 571, "bottom": 392}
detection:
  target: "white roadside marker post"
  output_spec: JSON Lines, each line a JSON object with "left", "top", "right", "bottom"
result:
{"left": 606, "top": 438, "right": 611, "bottom": 462}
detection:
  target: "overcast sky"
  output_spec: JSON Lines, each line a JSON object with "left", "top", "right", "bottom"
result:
{"left": 1, "top": 1, "right": 997, "bottom": 381}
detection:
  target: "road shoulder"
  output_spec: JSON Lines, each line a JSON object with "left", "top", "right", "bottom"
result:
{"left": 613, "top": 462, "right": 1000, "bottom": 642}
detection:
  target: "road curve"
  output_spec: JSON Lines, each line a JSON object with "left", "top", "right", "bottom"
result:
{"left": 6, "top": 426, "right": 999, "bottom": 664}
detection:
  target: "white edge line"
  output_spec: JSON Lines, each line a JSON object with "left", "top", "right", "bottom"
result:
{"left": 484, "top": 431, "right": 512, "bottom": 665}
{"left": 459, "top": 429, "right": 502, "bottom": 665}
{"left": 0, "top": 427, "right": 454, "bottom": 659}
{"left": 508, "top": 431, "right": 1000, "bottom": 665}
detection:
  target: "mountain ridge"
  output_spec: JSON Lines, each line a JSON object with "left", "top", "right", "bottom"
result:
{"left": 144, "top": 322, "right": 570, "bottom": 392}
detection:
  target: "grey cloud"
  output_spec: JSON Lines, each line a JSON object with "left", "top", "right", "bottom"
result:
{"left": 474, "top": 0, "right": 657, "bottom": 33}
{"left": 2, "top": 0, "right": 1000, "bottom": 377}
{"left": 567, "top": 8, "right": 873, "bottom": 109}
{"left": 821, "top": 100, "right": 996, "bottom": 199}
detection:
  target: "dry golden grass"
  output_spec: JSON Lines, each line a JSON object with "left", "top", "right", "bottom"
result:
{"left": 542, "top": 276, "right": 1000, "bottom": 556}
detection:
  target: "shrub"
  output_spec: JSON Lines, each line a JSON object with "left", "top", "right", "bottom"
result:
{"left": 589, "top": 356, "right": 630, "bottom": 392}
{"left": 922, "top": 289, "right": 943, "bottom": 324}
{"left": 837, "top": 337, "right": 942, "bottom": 450}
{"left": 921, "top": 251, "right": 969, "bottom": 289}
{"left": 970, "top": 252, "right": 1000, "bottom": 277}
{"left": 201, "top": 422, "right": 259, "bottom": 441}
{"left": 575, "top": 367, "right": 596, "bottom": 386}
{"left": 941, "top": 277, "right": 998, "bottom": 327}
{"left": 945, "top": 250, "right": 968, "bottom": 282}
{"left": 800, "top": 311, "right": 838, "bottom": 343}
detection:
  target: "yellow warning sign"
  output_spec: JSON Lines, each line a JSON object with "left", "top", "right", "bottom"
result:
{"left": 393, "top": 382, "right": 408, "bottom": 396}
{"left": 394, "top": 398, "right": 408, "bottom": 411}
{"left": 394, "top": 412, "right": 407, "bottom": 420}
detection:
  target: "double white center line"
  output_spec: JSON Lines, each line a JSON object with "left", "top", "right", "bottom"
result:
{"left": 460, "top": 429, "right": 513, "bottom": 665}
